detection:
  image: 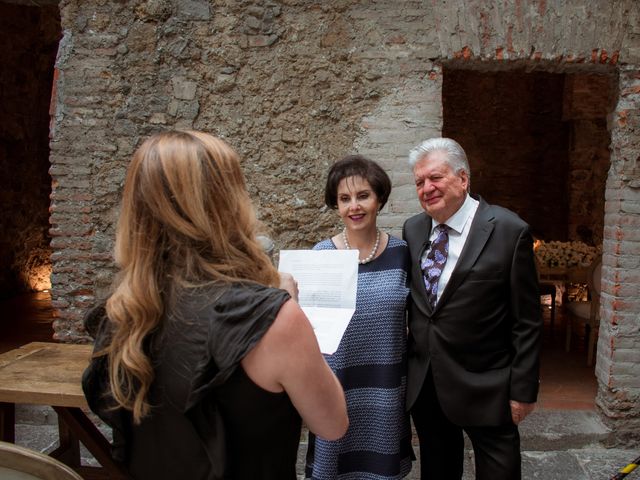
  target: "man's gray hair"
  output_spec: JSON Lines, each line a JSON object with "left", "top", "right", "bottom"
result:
{"left": 408, "top": 138, "right": 471, "bottom": 181}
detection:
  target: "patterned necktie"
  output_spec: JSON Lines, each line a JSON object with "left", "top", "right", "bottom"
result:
{"left": 421, "top": 224, "right": 450, "bottom": 308}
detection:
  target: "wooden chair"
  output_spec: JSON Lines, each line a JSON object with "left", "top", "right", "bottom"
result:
{"left": 539, "top": 282, "right": 557, "bottom": 331}
{"left": 535, "top": 259, "right": 559, "bottom": 333}
{"left": 0, "top": 441, "right": 83, "bottom": 480}
{"left": 564, "top": 257, "right": 602, "bottom": 366}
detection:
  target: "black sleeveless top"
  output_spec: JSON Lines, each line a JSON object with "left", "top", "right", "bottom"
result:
{"left": 82, "top": 283, "right": 300, "bottom": 480}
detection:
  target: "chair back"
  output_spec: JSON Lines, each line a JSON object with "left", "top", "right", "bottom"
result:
{"left": 564, "top": 255, "right": 602, "bottom": 366}
{"left": 566, "top": 264, "right": 589, "bottom": 285}
{"left": 589, "top": 256, "right": 602, "bottom": 297}
{"left": 0, "top": 441, "right": 83, "bottom": 480}
{"left": 587, "top": 256, "right": 602, "bottom": 321}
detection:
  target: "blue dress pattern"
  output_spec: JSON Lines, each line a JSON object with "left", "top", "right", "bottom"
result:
{"left": 305, "top": 235, "right": 413, "bottom": 480}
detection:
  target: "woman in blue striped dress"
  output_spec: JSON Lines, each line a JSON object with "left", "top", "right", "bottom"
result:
{"left": 305, "top": 155, "right": 413, "bottom": 480}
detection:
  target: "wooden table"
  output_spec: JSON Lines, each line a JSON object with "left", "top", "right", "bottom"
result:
{"left": 538, "top": 266, "right": 567, "bottom": 282}
{"left": 0, "top": 342, "right": 129, "bottom": 479}
{"left": 538, "top": 265, "right": 590, "bottom": 284}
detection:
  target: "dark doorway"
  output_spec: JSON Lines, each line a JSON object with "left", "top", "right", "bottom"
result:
{"left": 443, "top": 68, "right": 572, "bottom": 240}
{"left": 442, "top": 65, "right": 615, "bottom": 410}
{"left": 0, "top": 2, "right": 61, "bottom": 351}
{"left": 442, "top": 66, "right": 613, "bottom": 245}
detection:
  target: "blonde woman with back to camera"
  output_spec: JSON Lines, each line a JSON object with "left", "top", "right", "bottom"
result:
{"left": 82, "top": 130, "right": 348, "bottom": 480}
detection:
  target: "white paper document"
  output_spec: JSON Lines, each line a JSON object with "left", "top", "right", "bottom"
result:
{"left": 278, "top": 249, "right": 358, "bottom": 354}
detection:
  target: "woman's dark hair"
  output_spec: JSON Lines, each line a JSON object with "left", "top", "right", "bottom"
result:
{"left": 324, "top": 155, "right": 392, "bottom": 210}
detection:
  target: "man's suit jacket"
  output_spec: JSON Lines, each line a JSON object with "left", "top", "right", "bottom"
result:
{"left": 403, "top": 195, "right": 541, "bottom": 427}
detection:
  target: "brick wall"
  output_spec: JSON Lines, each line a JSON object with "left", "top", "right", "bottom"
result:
{"left": 596, "top": 63, "right": 640, "bottom": 445}
{"left": 49, "top": 0, "right": 640, "bottom": 443}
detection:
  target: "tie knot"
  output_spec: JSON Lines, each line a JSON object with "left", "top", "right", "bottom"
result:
{"left": 436, "top": 224, "right": 450, "bottom": 234}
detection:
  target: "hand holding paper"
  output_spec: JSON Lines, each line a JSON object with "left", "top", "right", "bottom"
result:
{"left": 278, "top": 249, "right": 358, "bottom": 354}
{"left": 278, "top": 272, "right": 299, "bottom": 302}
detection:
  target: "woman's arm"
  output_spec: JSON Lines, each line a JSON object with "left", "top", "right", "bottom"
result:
{"left": 241, "top": 299, "right": 348, "bottom": 440}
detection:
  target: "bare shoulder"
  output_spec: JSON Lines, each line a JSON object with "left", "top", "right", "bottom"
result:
{"left": 267, "top": 300, "right": 311, "bottom": 339}
{"left": 241, "top": 299, "right": 316, "bottom": 391}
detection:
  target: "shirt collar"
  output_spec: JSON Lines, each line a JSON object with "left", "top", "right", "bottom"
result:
{"left": 431, "top": 193, "right": 478, "bottom": 235}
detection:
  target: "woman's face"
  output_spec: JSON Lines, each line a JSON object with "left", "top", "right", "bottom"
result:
{"left": 336, "top": 176, "right": 381, "bottom": 232}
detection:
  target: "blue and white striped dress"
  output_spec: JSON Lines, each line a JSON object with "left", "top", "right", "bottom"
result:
{"left": 305, "top": 235, "right": 413, "bottom": 480}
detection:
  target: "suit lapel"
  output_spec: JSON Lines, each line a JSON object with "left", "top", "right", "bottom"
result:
{"left": 408, "top": 213, "right": 434, "bottom": 313}
{"left": 434, "top": 198, "right": 495, "bottom": 311}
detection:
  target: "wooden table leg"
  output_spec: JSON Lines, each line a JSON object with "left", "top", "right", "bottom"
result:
{"left": 52, "top": 409, "right": 81, "bottom": 467}
{"left": 53, "top": 406, "right": 130, "bottom": 479}
{"left": 0, "top": 402, "right": 15, "bottom": 442}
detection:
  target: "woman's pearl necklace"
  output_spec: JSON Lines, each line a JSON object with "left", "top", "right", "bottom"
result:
{"left": 342, "top": 228, "right": 380, "bottom": 264}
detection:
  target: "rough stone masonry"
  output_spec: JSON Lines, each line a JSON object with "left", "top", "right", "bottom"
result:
{"left": 48, "top": 0, "right": 640, "bottom": 445}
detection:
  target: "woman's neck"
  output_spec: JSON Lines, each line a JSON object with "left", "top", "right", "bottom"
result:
{"left": 343, "top": 226, "right": 378, "bottom": 250}
{"left": 341, "top": 226, "right": 383, "bottom": 265}
{"left": 333, "top": 226, "right": 386, "bottom": 265}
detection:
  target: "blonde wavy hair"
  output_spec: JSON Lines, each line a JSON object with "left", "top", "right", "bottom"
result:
{"left": 103, "top": 130, "right": 280, "bottom": 423}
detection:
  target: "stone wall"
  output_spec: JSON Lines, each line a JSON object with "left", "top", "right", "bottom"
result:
{"left": 49, "top": 0, "right": 640, "bottom": 444}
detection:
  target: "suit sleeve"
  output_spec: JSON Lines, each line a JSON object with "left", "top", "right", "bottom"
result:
{"left": 509, "top": 226, "right": 542, "bottom": 403}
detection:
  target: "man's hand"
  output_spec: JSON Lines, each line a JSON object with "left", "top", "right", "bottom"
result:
{"left": 279, "top": 272, "right": 299, "bottom": 303}
{"left": 509, "top": 400, "right": 536, "bottom": 425}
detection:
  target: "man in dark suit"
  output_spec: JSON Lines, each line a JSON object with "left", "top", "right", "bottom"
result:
{"left": 402, "top": 138, "right": 542, "bottom": 480}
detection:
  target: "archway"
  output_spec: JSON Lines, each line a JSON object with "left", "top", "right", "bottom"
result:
{"left": 0, "top": 1, "right": 61, "bottom": 352}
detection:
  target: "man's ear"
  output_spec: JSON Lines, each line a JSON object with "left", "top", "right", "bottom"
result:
{"left": 459, "top": 169, "right": 470, "bottom": 192}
